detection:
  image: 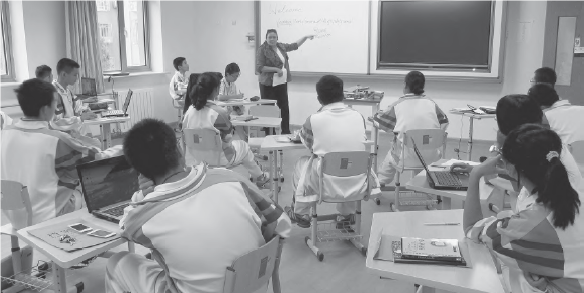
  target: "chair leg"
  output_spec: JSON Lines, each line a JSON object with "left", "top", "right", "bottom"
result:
{"left": 350, "top": 201, "right": 367, "bottom": 256}
{"left": 391, "top": 172, "right": 401, "bottom": 212}
{"left": 10, "top": 236, "right": 23, "bottom": 275}
{"left": 305, "top": 205, "right": 323, "bottom": 261}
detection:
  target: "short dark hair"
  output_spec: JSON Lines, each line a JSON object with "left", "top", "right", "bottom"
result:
{"left": 265, "top": 29, "right": 278, "bottom": 40}
{"left": 14, "top": 78, "right": 56, "bottom": 117}
{"left": 405, "top": 71, "right": 425, "bottom": 95}
{"left": 496, "top": 94, "right": 543, "bottom": 135}
{"left": 534, "top": 67, "right": 557, "bottom": 86}
{"left": 35, "top": 65, "right": 52, "bottom": 79}
{"left": 173, "top": 57, "right": 186, "bottom": 71}
{"left": 316, "top": 75, "right": 344, "bottom": 105}
{"left": 56, "top": 58, "right": 80, "bottom": 74}
{"left": 123, "top": 118, "right": 181, "bottom": 180}
{"left": 503, "top": 124, "right": 580, "bottom": 229}
{"left": 225, "top": 63, "right": 240, "bottom": 76}
{"left": 528, "top": 84, "right": 560, "bottom": 108}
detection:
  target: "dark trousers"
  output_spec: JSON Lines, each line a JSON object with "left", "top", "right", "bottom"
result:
{"left": 259, "top": 83, "right": 290, "bottom": 134}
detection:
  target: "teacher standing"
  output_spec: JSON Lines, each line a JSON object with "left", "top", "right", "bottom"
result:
{"left": 256, "top": 29, "right": 314, "bottom": 134}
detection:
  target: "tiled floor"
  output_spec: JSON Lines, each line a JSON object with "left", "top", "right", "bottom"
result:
{"left": 1, "top": 130, "right": 496, "bottom": 293}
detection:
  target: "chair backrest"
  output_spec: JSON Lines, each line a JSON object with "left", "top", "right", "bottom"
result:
{"left": 318, "top": 151, "right": 372, "bottom": 203}
{"left": 568, "top": 140, "right": 584, "bottom": 165}
{"left": 183, "top": 128, "right": 223, "bottom": 167}
{"left": 223, "top": 237, "right": 284, "bottom": 293}
{"left": 403, "top": 129, "right": 447, "bottom": 150}
{"left": 249, "top": 105, "right": 281, "bottom": 118}
{"left": 1, "top": 180, "right": 33, "bottom": 230}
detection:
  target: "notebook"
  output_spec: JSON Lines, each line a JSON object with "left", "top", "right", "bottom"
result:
{"left": 394, "top": 237, "right": 466, "bottom": 266}
{"left": 102, "top": 89, "right": 133, "bottom": 118}
{"left": 76, "top": 156, "right": 139, "bottom": 223}
{"left": 411, "top": 138, "right": 469, "bottom": 190}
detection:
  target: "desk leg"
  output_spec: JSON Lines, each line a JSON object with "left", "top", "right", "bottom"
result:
{"left": 101, "top": 123, "right": 112, "bottom": 149}
{"left": 128, "top": 241, "right": 135, "bottom": 253}
{"left": 441, "top": 197, "right": 452, "bottom": 210}
{"left": 467, "top": 117, "right": 474, "bottom": 161}
{"left": 274, "top": 151, "right": 279, "bottom": 205}
{"left": 372, "top": 103, "right": 380, "bottom": 173}
{"left": 269, "top": 151, "right": 276, "bottom": 202}
{"left": 52, "top": 264, "right": 67, "bottom": 293}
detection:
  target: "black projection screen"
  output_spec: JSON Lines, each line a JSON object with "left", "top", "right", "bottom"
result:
{"left": 378, "top": 1, "right": 494, "bottom": 71}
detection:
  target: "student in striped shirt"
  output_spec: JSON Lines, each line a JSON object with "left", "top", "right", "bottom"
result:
{"left": 107, "top": 118, "right": 291, "bottom": 293}
{"left": 1, "top": 79, "right": 121, "bottom": 225}
{"left": 182, "top": 72, "right": 269, "bottom": 186}
{"left": 373, "top": 71, "right": 449, "bottom": 187}
{"left": 464, "top": 124, "right": 584, "bottom": 293}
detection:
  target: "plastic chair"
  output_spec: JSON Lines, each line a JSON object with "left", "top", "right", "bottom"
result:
{"left": 390, "top": 129, "right": 447, "bottom": 212}
{"left": 568, "top": 140, "right": 584, "bottom": 175}
{"left": 305, "top": 151, "right": 371, "bottom": 261}
{"left": 183, "top": 128, "right": 248, "bottom": 177}
{"left": 223, "top": 237, "right": 284, "bottom": 293}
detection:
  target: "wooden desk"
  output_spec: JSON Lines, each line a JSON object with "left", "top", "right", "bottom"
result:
{"left": 216, "top": 99, "right": 277, "bottom": 107}
{"left": 448, "top": 111, "right": 496, "bottom": 160}
{"left": 16, "top": 209, "right": 131, "bottom": 293}
{"left": 366, "top": 210, "right": 505, "bottom": 293}
{"left": 83, "top": 115, "right": 130, "bottom": 149}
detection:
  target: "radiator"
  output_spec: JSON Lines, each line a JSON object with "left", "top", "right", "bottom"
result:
{"left": 113, "top": 88, "right": 154, "bottom": 132}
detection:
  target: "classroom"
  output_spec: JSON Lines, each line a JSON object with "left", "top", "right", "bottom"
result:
{"left": 1, "top": 1, "right": 584, "bottom": 292}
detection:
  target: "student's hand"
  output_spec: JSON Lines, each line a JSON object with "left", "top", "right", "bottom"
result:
{"left": 138, "top": 174, "right": 155, "bottom": 196}
{"left": 523, "top": 272, "right": 549, "bottom": 292}
{"left": 450, "top": 163, "right": 474, "bottom": 174}
{"left": 238, "top": 93, "right": 245, "bottom": 99}
{"left": 470, "top": 155, "right": 504, "bottom": 178}
{"left": 276, "top": 69, "right": 284, "bottom": 77}
{"left": 80, "top": 111, "right": 97, "bottom": 121}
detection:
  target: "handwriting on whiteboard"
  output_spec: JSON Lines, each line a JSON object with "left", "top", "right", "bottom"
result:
{"left": 269, "top": 5, "right": 303, "bottom": 15}
{"left": 277, "top": 18, "right": 353, "bottom": 28}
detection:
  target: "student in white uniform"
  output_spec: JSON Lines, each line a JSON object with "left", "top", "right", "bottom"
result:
{"left": 530, "top": 66, "right": 556, "bottom": 88}
{"left": 51, "top": 58, "right": 97, "bottom": 136}
{"left": 169, "top": 57, "right": 189, "bottom": 102}
{"left": 218, "top": 62, "right": 247, "bottom": 140}
{"left": 35, "top": 65, "right": 53, "bottom": 82}
{"left": 106, "top": 118, "right": 291, "bottom": 293}
{"left": 0, "top": 110, "right": 12, "bottom": 130}
{"left": 182, "top": 72, "right": 269, "bottom": 186}
{"left": 1, "top": 79, "right": 120, "bottom": 225}
{"left": 286, "top": 75, "right": 382, "bottom": 228}
{"left": 528, "top": 84, "right": 584, "bottom": 146}
{"left": 373, "top": 71, "right": 449, "bottom": 187}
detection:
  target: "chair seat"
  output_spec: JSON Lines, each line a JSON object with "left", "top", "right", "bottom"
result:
{"left": 1, "top": 223, "right": 17, "bottom": 236}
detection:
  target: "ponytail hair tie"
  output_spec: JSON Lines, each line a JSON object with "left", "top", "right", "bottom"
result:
{"left": 546, "top": 151, "right": 559, "bottom": 162}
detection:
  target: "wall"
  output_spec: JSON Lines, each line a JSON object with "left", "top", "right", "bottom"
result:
{"left": 190, "top": 0, "right": 548, "bottom": 141}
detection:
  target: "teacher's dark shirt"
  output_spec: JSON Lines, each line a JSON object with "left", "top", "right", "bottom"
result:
{"left": 256, "top": 41, "right": 298, "bottom": 86}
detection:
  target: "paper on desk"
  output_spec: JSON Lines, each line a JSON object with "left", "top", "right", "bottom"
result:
{"left": 431, "top": 159, "right": 481, "bottom": 167}
{"left": 272, "top": 68, "right": 287, "bottom": 87}
{"left": 28, "top": 219, "right": 120, "bottom": 252}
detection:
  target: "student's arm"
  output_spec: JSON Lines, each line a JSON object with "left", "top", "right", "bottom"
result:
{"left": 217, "top": 82, "right": 243, "bottom": 101}
{"left": 213, "top": 107, "right": 234, "bottom": 139}
{"left": 435, "top": 104, "right": 450, "bottom": 131}
{"left": 299, "top": 116, "right": 314, "bottom": 151}
{"left": 373, "top": 106, "right": 397, "bottom": 133}
{"left": 240, "top": 181, "right": 292, "bottom": 240}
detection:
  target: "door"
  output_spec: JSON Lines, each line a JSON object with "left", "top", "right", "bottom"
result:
{"left": 543, "top": 1, "right": 584, "bottom": 105}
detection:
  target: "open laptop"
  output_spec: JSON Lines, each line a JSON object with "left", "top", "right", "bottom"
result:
{"left": 76, "top": 156, "right": 139, "bottom": 223}
{"left": 102, "top": 89, "right": 133, "bottom": 118}
{"left": 79, "top": 77, "right": 97, "bottom": 97}
{"left": 411, "top": 138, "right": 469, "bottom": 190}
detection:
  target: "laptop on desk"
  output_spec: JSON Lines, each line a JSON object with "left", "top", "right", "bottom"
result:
{"left": 412, "top": 139, "right": 469, "bottom": 190}
{"left": 101, "top": 89, "right": 133, "bottom": 118}
{"left": 76, "top": 156, "right": 139, "bottom": 224}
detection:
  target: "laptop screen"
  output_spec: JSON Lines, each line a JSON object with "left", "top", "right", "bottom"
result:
{"left": 76, "top": 156, "right": 139, "bottom": 213}
{"left": 411, "top": 138, "right": 433, "bottom": 175}
{"left": 81, "top": 78, "right": 97, "bottom": 96}
{"left": 121, "top": 90, "right": 133, "bottom": 113}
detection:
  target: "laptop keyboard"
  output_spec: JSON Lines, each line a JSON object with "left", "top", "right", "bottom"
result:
{"left": 101, "top": 203, "right": 130, "bottom": 217}
{"left": 434, "top": 172, "right": 463, "bottom": 186}
{"left": 102, "top": 110, "right": 124, "bottom": 117}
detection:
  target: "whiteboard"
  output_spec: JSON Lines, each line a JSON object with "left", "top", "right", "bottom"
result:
{"left": 259, "top": 1, "right": 370, "bottom": 74}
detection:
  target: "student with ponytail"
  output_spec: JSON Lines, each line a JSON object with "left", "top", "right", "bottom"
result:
{"left": 464, "top": 124, "right": 584, "bottom": 293}
{"left": 182, "top": 72, "right": 269, "bottom": 187}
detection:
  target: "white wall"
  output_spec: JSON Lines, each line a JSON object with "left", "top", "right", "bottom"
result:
{"left": 190, "top": 0, "right": 548, "bottom": 141}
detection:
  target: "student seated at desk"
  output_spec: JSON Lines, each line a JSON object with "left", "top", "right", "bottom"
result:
{"left": 51, "top": 58, "right": 97, "bottom": 137}
{"left": 285, "top": 75, "right": 381, "bottom": 228}
{"left": 464, "top": 124, "right": 584, "bottom": 293}
{"left": 0, "top": 110, "right": 12, "bottom": 129}
{"left": 530, "top": 66, "right": 557, "bottom": 89}
{"left": 1, "top": 79, "right": 121, "bottom": 225}
{"left": 218, "top": 62, "right": 247, "bottom": 141}
{"left": 169, "top": 57, "right": 190, "bottom": 102}
{"left": 35, "top": 64, "right": 53, "bottom": 83}
{"left": 453, "top": 94, "right": 583, "bottom": 212}
{"left": 373, "top": 71, "right": 449, "bottom": 187}
{"left": 528, "top": 84, "right": 584, "bottom": 146}
{"left": 107, "top": 118, "right": 291, "bottom": 293}
{"left": 182, "top": 72, "right": 269, "bottom": 186}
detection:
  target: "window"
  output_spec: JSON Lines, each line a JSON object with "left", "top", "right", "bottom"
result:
{"left": 1, "top": 1, "right": 14, "bottom": 81}
{"left": 96, "top": 0, "right": 149, "bottom": 72}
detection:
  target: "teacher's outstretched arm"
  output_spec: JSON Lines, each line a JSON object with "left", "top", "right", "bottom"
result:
{"left": 295, "top": 35, "right": 315, "bottom": 47}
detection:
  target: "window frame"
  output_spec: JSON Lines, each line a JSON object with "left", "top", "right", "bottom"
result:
{"left": 1, "top": 1, "right": 15, "bottom": 82}
{"left": 103, "top": 0, "right": 150, "bottom": 73}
